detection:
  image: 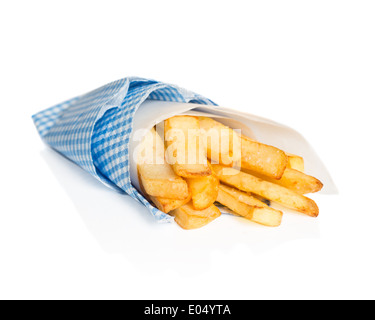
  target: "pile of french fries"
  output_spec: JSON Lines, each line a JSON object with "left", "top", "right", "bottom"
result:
{"left": 138, "top": 116, "right": 323, "bottom": 230}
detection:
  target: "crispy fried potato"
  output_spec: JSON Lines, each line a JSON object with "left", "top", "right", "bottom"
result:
{"left": 138, "top": 128, "right": 189, "bottom": 199}
{"left": 186, "top": 172, "right": 219, "bottom": 210}
{"left": 212, "top": 164, "right": 319, "bottom": 217}
{"left": 198, "top": 117, "right": 288, "bottom": 179}
{"left": 286, "top": 153, "right": 305, "bottom": 172}
{"left": 219, "top": 184, "right": 270, "bottom": 207}
{"left": 251, "top": 194, "right": 271, "bottom": 206}
{"left": 149, "top": 193, "right": 192, "bottom": 214}
{"left": 138, "top": 164, "right": 189, "bottom": 199}
{"left": 242, "top": 167, "right": 323, "bottom": 194}
{"left": 198, "top": 117, "right": 241, "bottom": 166}
{"left": 171, "top": 203, "right": 221, "bottom": 230}
{"left": 217, "top": 185, "right": 283, "bottom": 227}
{"left": 165, "top": 116, "right": 211, "bottom": 178}
{"left": 138, "top": 117, "right": 323, "bottom": 229}
{"left": 139, "top": 170, "right": 191, "bottom": 213}
{"left": 240, "top": 134, "right": 288, "bottom": 179}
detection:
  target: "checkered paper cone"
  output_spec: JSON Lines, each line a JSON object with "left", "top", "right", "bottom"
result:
{"left": 33, "top": 77, "right": 216, "bottom": 222}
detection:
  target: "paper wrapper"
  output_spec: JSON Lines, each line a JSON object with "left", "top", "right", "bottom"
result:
{"left": 33, "top": 77, "right": 336, "bottom": 223}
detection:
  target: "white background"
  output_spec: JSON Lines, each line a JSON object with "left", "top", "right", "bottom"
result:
{"left": 1, "top": 1, "right": 374, "bottom": 300}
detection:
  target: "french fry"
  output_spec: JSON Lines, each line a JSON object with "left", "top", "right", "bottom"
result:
{"left": 171, "top": 203, "right": 221, "bottom": 230}
{"left": 242, "top": 167, "right": 323, "bottom": 194}
{"left": 219, "top": 184, "right": 271, "bottom": 208}
{"left": 251, "top": 194, "right": 271, "bottom": 206}
{"left": 149, "top": 195, "right": 192, "bottom": 214}
{"left": 198, "top": 116, "right": 241, "bottom": 166}
{"left": 186, "top": 173, "right": 219, "bottom": 210}
{"left": 165, "top": 116, "right": 211, "bottom": 178}
{"left": 138, "top": 164, "right": 189, "bottom": 199}
{"left": 240, "top": 134, "right": 288, "bottom": 179}
{"left": 198, "top": 117, "right": 288, "bottom": 179}
{"left": 138, "top": 116, "right": 323, "bottom": 229}
{"left": 286, "top": 153, "right": 305, "bottom": 172}
{"left": 138, "top": 128, "right": 189, "bottom": 199}
{"left": 138, "top": 171, "right": 191, "bottom": 213}
{"left": 217, "top": 185, "right": 283, "bottom": 227}
{"left": 212, "top": 164, "right": 319, "bottom": 217}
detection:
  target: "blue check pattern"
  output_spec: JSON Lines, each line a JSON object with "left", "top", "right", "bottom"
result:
{"left": 33, "top": 77, "right": 216, "bottom": 222}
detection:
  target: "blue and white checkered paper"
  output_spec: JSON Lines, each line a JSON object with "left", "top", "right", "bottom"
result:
{"left": 33, "top": 77, "right": 216, "bottom": 222}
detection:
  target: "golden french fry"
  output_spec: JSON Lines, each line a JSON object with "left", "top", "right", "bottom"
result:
{"left": 251, "top": 194, "right": 271, "bottom": 206}
{"left": 171, "top": 203, "right": 221, "bottom": 230}
{"left": 217, "top": 185, "right": 283, "bottom": 227}
{"left": 240, "top": 135, "right": 288, "bottom": 179}
{"left": 138, "top": 128, "right": 189, "bottom": 199}
{"left": 198, "top": 117, "right": 241, "bottom": 166}
{"left": 138, "top": 117, "right": 323, "bottom": 229}
{"left": 198, "top": 117, "right": 288, "bottom": 179}
{"left": 149, "top": 193, "right": 192, "bottom": 214}
{"left": 165, "top": 116, "right": 211, "bottom": 178}
{"left": 242, "top": 167, "right": 323, "bottom": 194}
{"left": 286, "top": 153, "right": 305, "bottom": 172}
{"left": 219, "top": 184, "right": 270, "bottom": 207}
{"left": 212, "top": 164, "right": 319, "bottom": 217}
{"left": 138, "top": 170, "right": 191, "bottom": 213}
{"left": 186, "top": 173, "right": 219, "bottom": 210}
